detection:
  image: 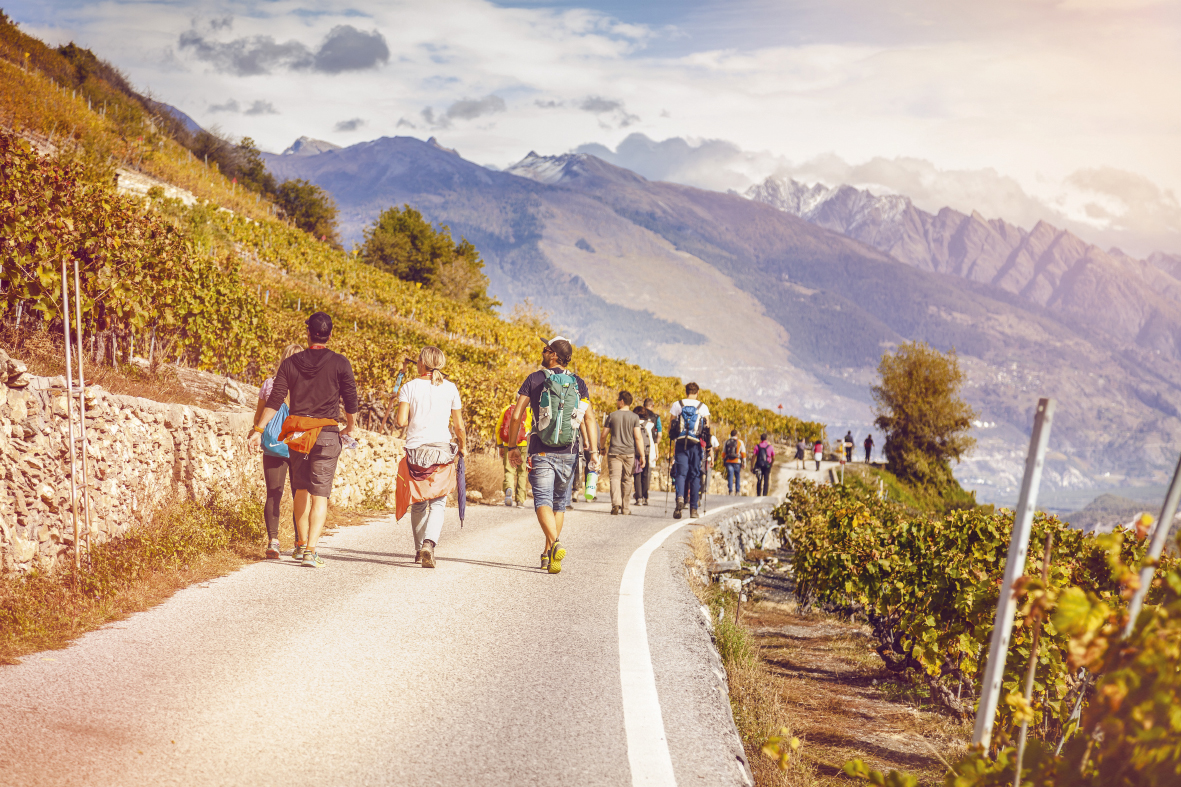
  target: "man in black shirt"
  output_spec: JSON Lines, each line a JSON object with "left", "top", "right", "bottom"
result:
{"left": 505, "top": 337, "right": 599, "bottom": 573}
{"left": 248, "top": 312, "right": 358, "bottom": 568}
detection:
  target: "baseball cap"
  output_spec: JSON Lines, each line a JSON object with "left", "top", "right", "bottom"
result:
{"left": 306, "top": 311, "right": 333, "bottom": 338}
{"left": 540, "top": 335, "right": 569, "bottom": 349}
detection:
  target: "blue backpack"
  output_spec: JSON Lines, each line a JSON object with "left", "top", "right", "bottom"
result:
{"left": 677, "top": 399, "right": 702, "bottom": 439}
{"left": 261, "top": 402, "right": 290, "bottom": 458}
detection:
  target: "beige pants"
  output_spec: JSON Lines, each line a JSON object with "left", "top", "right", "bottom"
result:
{"left": 503, "top": 451, "right": 528, "bottom": 505}
{"left": 608, "top": 454, "right": 636, "bottom": 513}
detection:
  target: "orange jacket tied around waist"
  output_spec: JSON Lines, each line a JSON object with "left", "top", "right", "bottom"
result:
{"left": 278, "top": 416, "right": 340, "bottom": 454}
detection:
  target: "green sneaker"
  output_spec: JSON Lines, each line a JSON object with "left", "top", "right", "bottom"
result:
{"left": 540, "top": 552, "right": 550, "bottom": 571}
{"left": 548, "top": 541, "right": 566, "bottom": 574}
{"left": 301, "top": 550, "right": 325, "bottom": 568}
{"left": 292, "top": 544, "right": 306, "bottom": 562}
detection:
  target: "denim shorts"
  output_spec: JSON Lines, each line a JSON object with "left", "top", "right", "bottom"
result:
{"left": 528, "top": 452, "right": 577, "bottom": 512}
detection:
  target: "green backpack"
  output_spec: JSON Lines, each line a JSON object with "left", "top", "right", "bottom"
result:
{"left": 536, "top": 368, "right": 580, "bottom": 448}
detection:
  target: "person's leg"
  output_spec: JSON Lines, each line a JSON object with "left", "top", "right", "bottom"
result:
{"left": 514, "top": 462, "right": 528, "bottom": 505}
{"left": 673, "top": 448, "right": 688, "bottom": 499}
{"left": 621, "top": 462, "right": 634, "bottom": 514}
{"left": 302, "top": 432, "right": 341, "bottom": 559}
{"left": 639, "top": 464, "right": 650, "bottom": 502}
{"left": 293, "top": 488, "right": 311, "bottom": 545}
{"left": 687, "top": 444, "right": 702, "bottom": 511}
{"left": 410, "top": 501, "right": 429, "bottom": 551}
{"left": 261, "top": 455, "right": 286, "bottom": 543}
{"left": 306, "top": 495, "right": 330, "bottom": 550}
{"left": 608, "top": 454, "right": 624, "bottom": 512}
{"left": 503, "top": 451, "right": 516, "bottom": 505}
{"left": 529, "top": 454, "right": 560, "bottom": 554}
{"left": 547, "top": 453, "right": 574, "bottom": 571}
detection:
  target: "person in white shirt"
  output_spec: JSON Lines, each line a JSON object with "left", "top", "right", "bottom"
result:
{"left": 395, "top": 346, "right": 466, "bottom": 568}
{"left": 668, "top": 382, "right": 711, "bottom": 519}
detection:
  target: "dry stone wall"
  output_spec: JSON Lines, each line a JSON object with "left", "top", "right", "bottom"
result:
{"left": 0, "top": 351, "right": 403, "bottom": 576}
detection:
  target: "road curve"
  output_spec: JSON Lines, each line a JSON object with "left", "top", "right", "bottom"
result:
{"left": 0, "top": 494, "right": 754, "bottom": 786}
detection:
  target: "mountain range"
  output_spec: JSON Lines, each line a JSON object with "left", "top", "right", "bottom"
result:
{"left": 263, "top": 136, "right": 1181, "bottom": 504}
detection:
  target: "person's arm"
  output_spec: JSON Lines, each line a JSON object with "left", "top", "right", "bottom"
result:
{"left": 343, "top": 411, "right": 356, "bottom": 438}
{"left": 505, "top": 394, "right": 530, "bottom": 457}
{"left": 451, "top": 409, "right": 467, "bottom": 456}
{"left": 585, "top": 406, "right": 599, "bottom": 469}
{"left": 633, "top": 424, "right": 645, "bottom": 467}
{"left": 247, "top": 404, "right": 278, "bottom": 451}
{"left": 395, "top": 401, "right": 409, "bottom": 429}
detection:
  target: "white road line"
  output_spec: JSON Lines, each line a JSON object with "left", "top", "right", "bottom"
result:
{"left": 618, "top": 503, "right": 744, "bottom": 787}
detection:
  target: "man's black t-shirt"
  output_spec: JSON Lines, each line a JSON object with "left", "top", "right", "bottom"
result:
{"left": 266, "top": 348, "right": 359, "bottom": 426}
{"left": 517, "top": 367, "right": 590, "bottom": 455}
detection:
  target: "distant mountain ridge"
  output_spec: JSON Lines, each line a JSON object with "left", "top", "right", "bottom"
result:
{"left": 263, "top": 136, "right": 1181, "bottom": 501}
{"left": 746, "top": 176, "right": 1181, "bottom": 364}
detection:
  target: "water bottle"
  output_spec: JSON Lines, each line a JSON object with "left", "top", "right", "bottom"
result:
{"left": 584, "top": 471, "right": 598, "bottom": 502}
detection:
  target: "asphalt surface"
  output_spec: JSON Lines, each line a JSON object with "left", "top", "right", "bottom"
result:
{"left": 0, "top": 493, "right": 755, "bottom": 786}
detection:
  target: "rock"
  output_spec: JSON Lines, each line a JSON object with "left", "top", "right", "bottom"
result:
{"left": 6, "top": 357, "right": 27, "bottom": 377}
{"left": 11, "top": 533, "right": 36, "bottom": 563}
{"left": 710, "top": 560, "right": 742, "bottom": 573}
{"left": 36, "top": 483, "right": 55, "bottom": 506}
{"left": 223, "top": 379, "right": 245, "bottom": 405}
{"left": 7, "top": 372, "right": 31, "bottom": 389}
{"left": 721, "top": 577, "right": 743, "bottom": 593}
{"left": 465, "top": 490, "right": 484, "bottom": 502}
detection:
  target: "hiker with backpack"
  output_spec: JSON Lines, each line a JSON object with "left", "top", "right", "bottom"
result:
{"left": 248, "top": 312, "right": 359, "bottom": 569}
{"left": 253, "top": 343, "right": 303, "bottom": 559}
{"left": 843, "top": 430, "right": 855, "bottom": 463}
{"left": 864, "top": 433, "right": 875, "bottom": 464}
{"left": 602, "top": 391, "right": 645, "bottom": 515}
{"left": 496, "top": 401, "right": 531, "bottom": 507}
{"left": 813, "top": 438, "right": 824, "bottom": 471}
{"left": 723, "top": 430, "right": 746, "bottom": 495}
{"left": 504, "top": 337, "right": 597, "bottom": 573}
{"left": 795, "top": 437, "right": 807, "bottom": 469}
{"left": 752, "top": 433, "right": 775, "bottom": 496}
{"left": 669, "top": 382, "right": 710, "bottom": 519}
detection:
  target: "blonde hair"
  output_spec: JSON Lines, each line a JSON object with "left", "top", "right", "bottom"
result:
{"left": 276, "top": 343, "right": 302, "bottom": 376}
{"left": 419, "top": 346, "right": 447, "bottom": 386}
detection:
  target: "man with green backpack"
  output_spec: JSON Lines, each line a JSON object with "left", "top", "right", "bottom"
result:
{"left": 504, "top": 337, "right": 598, "bottom": 574}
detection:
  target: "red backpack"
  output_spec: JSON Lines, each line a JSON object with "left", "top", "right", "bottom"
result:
{"left": 498, "top": 407, "right": 528, "bottom": 445}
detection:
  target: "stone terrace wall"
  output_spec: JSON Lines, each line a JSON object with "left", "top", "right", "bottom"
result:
{"left": 0, "top": 352, "right": 403, "bottom": 575}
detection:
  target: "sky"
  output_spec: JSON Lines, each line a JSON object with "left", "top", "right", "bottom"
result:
{"left": 13, "top": 0, "right": 1181, "bottom": 256}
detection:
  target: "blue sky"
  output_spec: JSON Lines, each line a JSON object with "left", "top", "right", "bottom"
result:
{"left": 12, "top": 0, "right": 1181, "bottom": 255}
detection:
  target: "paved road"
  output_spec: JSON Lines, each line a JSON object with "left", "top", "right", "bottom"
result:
{"left": 0, "top": 494, "right": 755, "bottom": 786}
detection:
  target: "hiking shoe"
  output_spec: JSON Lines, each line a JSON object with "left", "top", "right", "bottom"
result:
{"left": 540, "top": 552, "right": 550, "bottom": 571}
{"left": 611, "top": 506, "right": 620, "bottom": 515}
{"left": 504, "top": 496, "right": 514, "bottom": 507}
{"left": 642, "top": 498, "right": 649, "bottom": 506}
{"left": 292, "top": 544, "right": 306, "bottom": 562}
{"left": 266, "top": 539, "right": 281, "bottom": 560}
{"left": 690, "top": 508, "right": 699, "bottom": 518}
{"left": 414, "top": 549, "right": 424, "bottom": 564}
{"left": 674, "top": 497, "right": 684, "bottom": 519}
{"left": 548, "top": 541, "right": 566, "bottom": 574}
{"left": 301, "top": 550, "right": 325, "bottom": 568}
{"left": 421, "top": 540, "right": 436, "bottom": 569}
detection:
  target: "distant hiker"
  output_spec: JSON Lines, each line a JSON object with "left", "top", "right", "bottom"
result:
{"left": 752, "top": 433, "right": 775, "bottom": 496}
{"left": 633, "top": 402, "right": 658, "bottom": 506}
{"left": 497, "top": 401, "right": 531, "bottom": 508}
{"left": 253, "top": 343, "right": 303, "bottom": 559}
{"left": 795, "top": 437, "right": 807, "bottom": 470}
{"left": 843, "top": 431, "right": 855, "bottom": 463}
{"left": 394, "top": 347, "right": 465, "bottom": 569}
{"left": 723, "top": 430, "right": 746, "bottom": 495}
{"left": 644, "top": 398, "right": 663, "bottom": 444}
{"left": 504, "top": 337, "right": 597, "bottom": 573}
{"left": 248, "top": 312, "right": 358, "bottom": 569}
{"left": 864, "top": 434, "right": 875, "bottom": 464}
{"left": 670, "top": 383, "right": 710, "bottom": 519}
{"left": 813, "top": 439, "right": 823, "bottom": 471}
{"left": 602, "top": 391, "right": 645, "bottom": 515}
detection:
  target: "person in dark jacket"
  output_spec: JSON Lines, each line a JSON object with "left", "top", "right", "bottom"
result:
{"left": 864, "top": 434, "right": 875, "bottom": 463}
{"left": 248, "top": 312, "right": 358, "bottom": 568}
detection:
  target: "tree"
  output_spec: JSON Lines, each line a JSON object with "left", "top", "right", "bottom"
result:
{"left": 871, "top": 342, "right": 977, "bottom": 495}
{"left": 358, "top": 205, "right": 498, "bottom": 312}
{"left": 276, "top": 179, "right": 340, "bottom": 248}
{"left": 234, "top": 137, "right": 276, "bottom": 196}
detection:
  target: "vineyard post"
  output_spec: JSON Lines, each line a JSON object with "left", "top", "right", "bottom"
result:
{"left": 1122, "top": 448, "right": 1181, "bottom": 638}
{"left": 972, "top": 397, "right": 1055, "bottom": 749}
{"left": 60, "top": 259, "right": 81, "bottom": 581}
{"left": 73, "top": 258, "right": 94, "bottom": 561}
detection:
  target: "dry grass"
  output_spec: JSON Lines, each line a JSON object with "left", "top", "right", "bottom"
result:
{"left": 1, "top": 324, "right": 205, "bottom": 407}
{"left": 465, "top": 450, "right": 507, "bottom": 499}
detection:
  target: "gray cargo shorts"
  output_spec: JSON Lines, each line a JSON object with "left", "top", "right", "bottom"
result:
{"left": 290, "top": 430, "right": 342, "bottom": 497}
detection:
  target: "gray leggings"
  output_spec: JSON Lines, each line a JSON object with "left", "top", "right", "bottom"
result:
{"left": 411, "top": 497, "right": 446, "bottom": 549}
{"left": 262, "top": 454, "right": 296, "bottom": 541}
